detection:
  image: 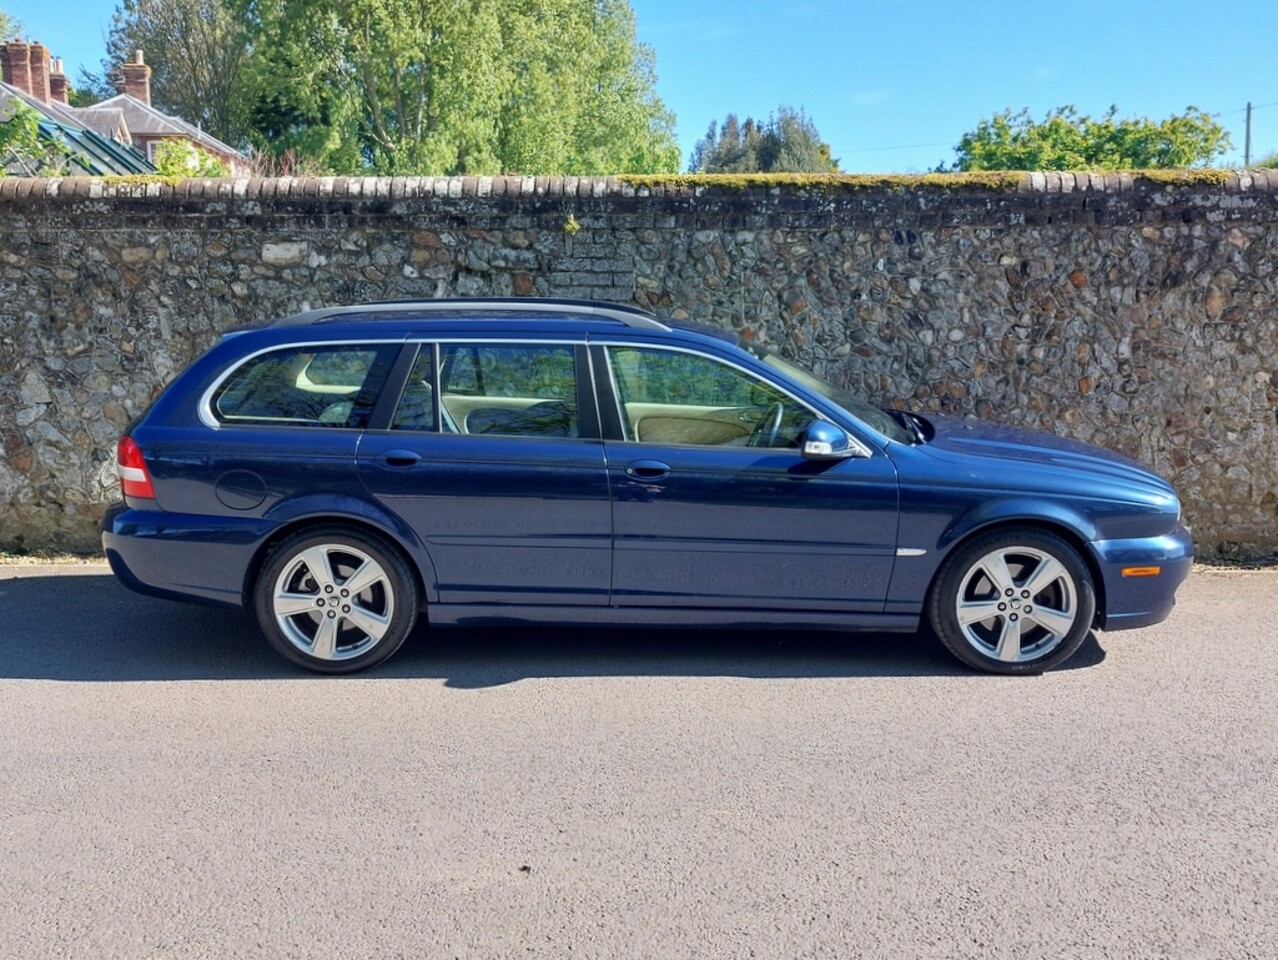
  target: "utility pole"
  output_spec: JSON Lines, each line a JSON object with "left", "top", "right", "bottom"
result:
{"left": 1245, "top": 102, "right": 1252, "bottom": 167}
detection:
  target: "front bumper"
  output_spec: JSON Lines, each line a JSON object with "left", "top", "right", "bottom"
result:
{"left": 1091, "top": 524, "right": 1194, "bottom": 631}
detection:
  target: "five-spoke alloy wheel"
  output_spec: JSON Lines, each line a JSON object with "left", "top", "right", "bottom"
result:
{"left": 254, "top": 527, "right": 418, "bottom": 673}
{"left": 927, "top": 528, "right": 1096, "bottom": 674}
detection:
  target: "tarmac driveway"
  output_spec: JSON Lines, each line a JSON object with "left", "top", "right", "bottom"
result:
{"left": 0, "top": 563, "right": 1275, "bottom": 959}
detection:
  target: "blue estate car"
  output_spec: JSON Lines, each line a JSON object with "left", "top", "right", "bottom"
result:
{"left": 103, "top": 298, "right": 1193, "bottom": 675}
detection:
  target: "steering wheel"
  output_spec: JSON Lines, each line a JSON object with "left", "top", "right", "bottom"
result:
{"left": 749, "top": 402, "right": 785, "bottom": 448}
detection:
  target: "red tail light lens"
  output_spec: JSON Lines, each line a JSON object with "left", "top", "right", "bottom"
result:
{"left": 117, "top": 436, "right": 156, "bottom": 500}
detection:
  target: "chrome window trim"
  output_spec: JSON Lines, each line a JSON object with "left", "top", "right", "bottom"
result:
{"left": 200, "top": 335, "right": 873, "bottom": 459}
{"left": 198, "top": 339, "right": 407, "bottom": 430}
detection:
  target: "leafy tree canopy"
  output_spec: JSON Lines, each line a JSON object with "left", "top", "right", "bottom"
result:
{"left": 0, "top": 101, "right": 42, "bottom": 175}
{"left": 1, "top": 100, "right": 78, "bottom": 175}
{"left": 1, "top": 6, "right": 22, "bottom": 39}
{"left": 243, "top": 0, "right": 679, "bottom": 175}
{"left": 151, "top": 137, "right": 229, "bottom": 176}
{"left": 88, "top": 0, "right": 249, "bottom": 145}
{"left": 67, "top": 74, "right": 109, "bottom": 108}
{"left": 88, "top": 0, "right": 678, "bottom": 173}
{"left": 690, "top": 106, "right": 838, "bottom": 174}
{"left": 951, "top": 105, "right": 1230, "bottom": 171}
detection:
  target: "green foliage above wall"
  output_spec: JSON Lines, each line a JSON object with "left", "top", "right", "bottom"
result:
{"left": 243, "top": 0, "right": 680, "bottom": 174}
{"left": 690, "top": 107, "right": 839, "bottom": 174}
{"left": 950, "top": 105, "right": 1230, "bottom": 171}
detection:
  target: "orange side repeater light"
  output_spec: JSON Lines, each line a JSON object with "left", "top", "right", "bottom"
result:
{"left": 1121, "top": 566, "right": 1162, "bottom": 578}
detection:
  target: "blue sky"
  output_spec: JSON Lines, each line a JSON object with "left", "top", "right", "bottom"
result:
{"left": 7, "top": 0, "right": 1277, "bottom": 171}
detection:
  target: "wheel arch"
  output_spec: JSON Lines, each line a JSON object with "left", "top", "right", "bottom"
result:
{"left": 929, "top": 516, "right": 1106, "bottom": 627}
{"left": 242, "top": 504, "right": 437, "bottom": 613}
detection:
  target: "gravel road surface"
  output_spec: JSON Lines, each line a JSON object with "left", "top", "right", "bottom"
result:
{"left": 1, "top": 564, "right": 1274, "bottom": 959}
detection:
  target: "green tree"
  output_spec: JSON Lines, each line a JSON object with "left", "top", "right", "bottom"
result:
{"left": 952, "top": 105, "right": 1230, "bottom": 171}
{"left": 496, "top": 0, "right": 678, "bottom": 174}
{"left": 240, "top": 0, "right": 363, "bottom": 172}
{"left": 89, "top": 0, "right": 250, "bottom": 146}
{"left": 0, "top": 6, "right": 22, "bottom": 38}
{"left": 0, "top": 102, "right": 42, "bottom": 175}
{"left": 690, "top": 106, "right": 838, "bottom": 173}
{"left": 70, "top": 66, "right": 119, "bottom": 107}
{"left": 1, "top": 101, "right": 76, "bottom": 175}
{"left": 690, "top": 114, "right": 763, "bottom": 173}
{"left": 151, "top": 137, "right": 229, "bottom": 176}
{"left": 243, "top": 0, "right": 678, "bottom": 175}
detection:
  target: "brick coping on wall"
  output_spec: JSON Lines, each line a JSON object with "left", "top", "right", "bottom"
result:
{"left": 3, "top": 171, "right": 1278, "bottom": 204}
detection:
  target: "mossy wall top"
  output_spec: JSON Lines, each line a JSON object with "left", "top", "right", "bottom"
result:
{"left": 1, "top": 172, "right": 1275, "bottom": 553}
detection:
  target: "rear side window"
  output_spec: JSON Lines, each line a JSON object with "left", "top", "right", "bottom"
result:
{"left": 424, "top": 343, "right": 580, "bottom": 438}
{"left": 212, "top": 345, "right": 397, "bottom": 428}
{"left": 441, "top": 343, "right": 577, "bottom": 400}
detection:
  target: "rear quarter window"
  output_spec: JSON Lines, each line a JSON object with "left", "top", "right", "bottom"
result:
{"left": 211, "top": 344, "right": 397, "bottom": 428}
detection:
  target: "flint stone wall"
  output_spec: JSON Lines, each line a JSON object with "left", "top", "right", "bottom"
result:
{"left": 1, "top": 173, "right": 1275, "bottom": 555}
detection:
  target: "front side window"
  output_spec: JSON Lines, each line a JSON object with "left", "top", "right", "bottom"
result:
{"left": 606, "top": 346, "right": 810, "bottom": 448}
{"left": 212, "top": 344, "right": 396, "bottom": 428}
{"left": 751, "top": 347, "right": 913, "bottom": 444}
{"left": 418, "top": 342, "right": 580, "bottom": 438}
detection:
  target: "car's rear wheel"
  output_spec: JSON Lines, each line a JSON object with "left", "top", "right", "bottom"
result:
{"left": 254, "top": 527, "right": 418, "bottom": 673}
{"left": 927, "top": 528, "right": 1095, "bottom": 675}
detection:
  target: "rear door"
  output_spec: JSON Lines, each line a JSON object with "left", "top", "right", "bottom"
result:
{"left": 357, "top": 339, "right": 612, "bottom": 606}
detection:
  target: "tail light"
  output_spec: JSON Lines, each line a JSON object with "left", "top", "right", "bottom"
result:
{"left": 117, "top": 436, "right": 156, "bottom": 500}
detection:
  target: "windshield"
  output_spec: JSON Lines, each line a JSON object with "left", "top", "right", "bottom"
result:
{"left": 749, "top": 346, "right": 915, "bottom": 445}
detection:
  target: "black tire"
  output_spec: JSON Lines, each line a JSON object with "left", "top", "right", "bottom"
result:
{"left": 926, "top": 527, "right": 1096, "bottom": 675}
{"left": 254, "top": 526, "right": 419, "bottom": 674}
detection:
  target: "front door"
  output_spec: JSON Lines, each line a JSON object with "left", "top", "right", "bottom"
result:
{"left": 596, "top": 343, "right": 899, "bottom": 612}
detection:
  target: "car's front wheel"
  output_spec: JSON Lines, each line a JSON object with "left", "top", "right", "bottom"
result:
{"left": 927, "top": 528, "right": 1096, "bottom": 675}
{"left": 254, "top": 527, "right": 418, "bottom": 673}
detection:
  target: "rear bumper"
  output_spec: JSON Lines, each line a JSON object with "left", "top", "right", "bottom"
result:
{"left": 101, "top": 502, "right": 275, "bottom": 609}
{"left": 1091, "top": 525, "right": 1194, "bottom": 631}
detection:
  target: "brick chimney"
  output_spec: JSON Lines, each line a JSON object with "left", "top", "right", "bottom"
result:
{"left": 1, "top": 40, "right": 32, "bottom": 95}
{"left": 49, "top": 58, "right": 68, "bottom": 105}
{"left": 118, "top": 49, "right": 151, "bottom": 106}
{"left": 28, "top": 42, "right": 51, "bottom": 103}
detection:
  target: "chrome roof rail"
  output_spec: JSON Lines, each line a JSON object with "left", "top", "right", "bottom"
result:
{"left": 275, "top": 297, "right": 671, "bottom": 331}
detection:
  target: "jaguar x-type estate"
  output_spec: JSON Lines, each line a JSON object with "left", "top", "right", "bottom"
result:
{"left": 103, "top": 298, "right": 1193, "bottom": 674}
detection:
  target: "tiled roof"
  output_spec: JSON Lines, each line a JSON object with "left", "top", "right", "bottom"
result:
{"left": 28, "top": 95, "right": 133, "bottom": 143}
{"left": 67, "top": 106, "right": 133, "bottom": 143}
{"left": 92, "top": 93, "right": 241, "bottom": 159}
